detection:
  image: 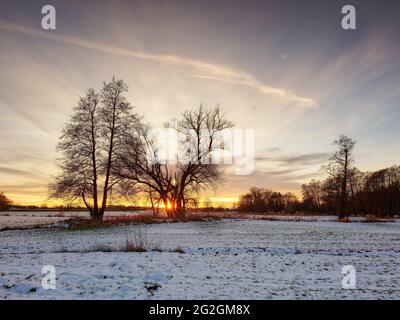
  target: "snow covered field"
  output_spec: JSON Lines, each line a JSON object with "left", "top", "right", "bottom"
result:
{"left": 0, "top": 216, "right": 71, "bottom": 230}
{"left": 0, "top": 219, "right": 399, "bottom": 299}
{"left": 0, "top": 210, "right": 148, "bottom": 230}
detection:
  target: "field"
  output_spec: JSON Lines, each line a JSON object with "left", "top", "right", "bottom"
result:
{"left": 0, "top": 217, "right": 399, "bottom": 300}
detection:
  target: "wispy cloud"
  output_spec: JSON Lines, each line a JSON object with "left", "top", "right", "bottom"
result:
{"left": 0, "top": 166, "right": 30, "bottom": 176}
{"left": 255, "top": 152, "right": 331, "bottom": 166}
{"left": 0, "top": 20, "right": 318, "bottom": 109}
{"left": 0, "top": 101, "right": 52, "bottom": 134}
{"left": 0, "top": 166, "right": 45, "bottom": 179}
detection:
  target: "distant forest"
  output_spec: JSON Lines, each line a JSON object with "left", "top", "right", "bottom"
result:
{"left": 238, "top": 136, "right": 400, "bottom": 218}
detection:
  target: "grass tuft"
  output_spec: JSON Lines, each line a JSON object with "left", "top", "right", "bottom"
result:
{"left": 173, "top": 246, "right": 185, "bottom": 254}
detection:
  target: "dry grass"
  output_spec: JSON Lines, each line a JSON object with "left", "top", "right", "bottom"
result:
{"left": 173, "top": 246, "right": 185, "bottom": 254}
{"left": 107, "top": 214, "right": 155, "bottom": 224}
{"left": 184, "top": 211, "right": 320, "bottom": 222}
{"left": 11, "top": 210, "right": 396, "bottom": 232}
{"left": 124, "top": 230, "right": 161, "bottom": 252}
{"left": 67, "top": 214, "right": 157, "bottom": 230}
{"left": 67, "top": 212, "right": 222, "bottom": 230}
{"left": 124, "top": 239, "right": 147, "bottom": 252}
{"left": 337, "top": 216, "right": 396, "bottom": 223}
{"left": 56, "top": 229, "right": 162, "bottom": 253}
{"left": 91, "top": 244, "right": 114, "bottom": 252}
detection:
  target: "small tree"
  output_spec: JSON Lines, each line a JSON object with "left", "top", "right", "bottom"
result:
{"left": 324, "top": 135, "right": 356, "bottom": 219}
{"left": 0, "top": 192, "right": 12, "bottom": 211}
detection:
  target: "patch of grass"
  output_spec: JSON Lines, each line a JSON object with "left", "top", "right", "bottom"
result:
{"left": 124, "top": 229, "right": 161, "bottom": 252}
{"left": 67, "top": 214, "right": 157, "bottom": 230}
{"left": 173, "top": 246, "right": 185, "bottom": 254}
{"left": 91, "top": 244, "right": 114, "bottom": 252}
{"left": 15, "top": 210, "right": 397, "bottom": 233}
{"left": 65, "top": 229, "right": 162, "bottom": 253}
{"left": 107, "top": 214, "right": 155, "bottom": 225}
{"left": 124, "top": 239, "right": 147, "bottom": 252}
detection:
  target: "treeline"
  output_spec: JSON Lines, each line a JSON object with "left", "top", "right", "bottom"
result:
{"left": 238, "top": 188, "right": 300, "bottom": 214}
{"left": 302, "top": 166, "right": 400, "bottom": 217}
{"left": 239, "top": 135, "right": 400, "bottom": 217}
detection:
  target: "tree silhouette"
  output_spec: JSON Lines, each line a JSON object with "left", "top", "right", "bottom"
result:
{"left": 50, "top": 78, "right": 139, "bottom": 221}
{"left": 0, "top": 192, "right": 12, "bottom": 211}
{"left": 323, "top": 135, "right": 356, "bottom": 219}
{"left": 113, "top": 105, "right": 233, "bottom": 217}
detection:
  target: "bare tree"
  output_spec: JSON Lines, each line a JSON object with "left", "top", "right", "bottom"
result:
{"left": 282, "top": 192, "right": 299, "bottom": 214}
{"left": 301, "top": 180, "right": 323, "bottom": 214}
{"left": 173, "top": 105, "right": 233, "bottom": 214}
{"left": 238, "top": 187, "right": 299, "bottom": 214}
{"left": 0, "top": 192, "right": 12, "bottom": 211}
{"left": 50, "top": 78, "right": 139, "bottom": 221}
{"left": 97, "top": 78, "right": 139, "bottom": 217}
{"left": 113, "top": 105, "right": 233, "bottom": 217}
{"left": 50, "top": 89, "right": 101, "bottom": 218}
{"left": 323, "top": 135, "right": 356, "bottom": 218}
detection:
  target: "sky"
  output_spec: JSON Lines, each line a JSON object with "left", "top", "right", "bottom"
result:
{"left": 0, "top": 0, "right": 400, "bottom": 206}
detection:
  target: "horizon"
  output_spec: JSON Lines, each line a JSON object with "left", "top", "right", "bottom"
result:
{"left": 1, "top": 0, "right": 400, "bottom": 206}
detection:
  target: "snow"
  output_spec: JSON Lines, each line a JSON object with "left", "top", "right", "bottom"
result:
{"left": 0, "top": 216, "right": 71, "bottom": 231}
{"left": 0, "top": 219, "right": 399, "bottom": 299}
{"left": 0, "top": 210, "right": 149, "bottom": 230}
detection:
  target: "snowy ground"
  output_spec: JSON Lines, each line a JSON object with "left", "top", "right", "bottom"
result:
{"left": 0, "top": 210, "right": 389, "bottom": 231}
{"left": 0, "top": 219, "right": 399, "bottom": 299}
{"left": 0, "top": 210, "right": 148, "bottom": 230}
{"left": 0, "top": 216, "right": 71, "bottom": 230}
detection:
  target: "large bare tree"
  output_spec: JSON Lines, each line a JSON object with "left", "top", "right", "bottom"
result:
{"left": 113, "top": 105, "right": 233, "bottom": 217}
{"left": 324, "top": 135, "right": 356, "bottom": 219}
{"left": 50, "top": 78, "right": 139, "bottom": 221}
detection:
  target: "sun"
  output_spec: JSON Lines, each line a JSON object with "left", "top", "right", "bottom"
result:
{"left": 166, "top": 200, "right": 176, "bottom": 210}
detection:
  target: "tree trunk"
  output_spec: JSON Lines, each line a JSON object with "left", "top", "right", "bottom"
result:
{"left": 99, "top": 102, "right": 117, "bottom": 218}
{"left": 162, "top": 196, "right": 172, "bottom": 218}
{"left": 92, "top": 213, "right": 103, "bottom": 222}
{"left": 175, "top": 195, "right": 185, "bottom": 219}
{"left": 339, "top": 150, "right": 348, "bottom": 219}
{"left": 90, "top": 109, "right": 99, "bottom": 220}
